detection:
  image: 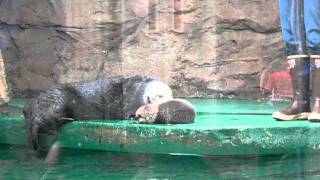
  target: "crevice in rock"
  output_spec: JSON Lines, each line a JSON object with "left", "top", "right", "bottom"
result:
{"left": 216, "top": 19, "right": 280, "bottom": 34}
{"left": 174, "top": 7, "right": 198, "bottom": 15}
{"left": 0, "top": 21, "right": 85, "bottom": 30}
{"left": 55, "top": 29, "right": 79, "bottom": 43}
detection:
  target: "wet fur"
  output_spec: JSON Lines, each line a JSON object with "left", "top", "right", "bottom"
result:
{"left": 23, "top": 75, "right": 165, "bottom": 150}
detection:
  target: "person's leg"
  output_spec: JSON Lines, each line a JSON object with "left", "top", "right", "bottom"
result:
{"left": 279, "top": 0, "right": 308, "bottom": 57}
{"left": 304, "top": 0, "right": 320, "bottom": 121}
{"left": 305, "top": 0, "right": 320, "bottom": 57}
{"left": 272, "top": 58, "right": 310, "bottom": 121}
{"left": 273, "top": 0, "right": 310, "bottom": 121}
{"left": 310, "top": 58, "right": 320, "bottom": 122}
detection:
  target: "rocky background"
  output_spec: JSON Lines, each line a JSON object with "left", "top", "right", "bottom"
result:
{"left": 0, "top": 0, "right": 286, "bottom": 99}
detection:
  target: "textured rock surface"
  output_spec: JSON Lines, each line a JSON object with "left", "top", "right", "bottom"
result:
{"left": 0, "top": 0, "right": 285, "bottom": 98}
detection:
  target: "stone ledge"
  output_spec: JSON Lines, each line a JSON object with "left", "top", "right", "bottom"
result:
{"left": 1, "top": 99, "right": 320, "bottom": 156}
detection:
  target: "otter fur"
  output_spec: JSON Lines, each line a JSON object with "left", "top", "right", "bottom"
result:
{"left": 23, "top": 75, "right": 195, "bottom": 151}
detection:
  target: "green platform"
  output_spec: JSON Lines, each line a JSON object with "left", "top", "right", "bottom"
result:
{"left": 1, "top": 99, "right": 320, "bottom": 156}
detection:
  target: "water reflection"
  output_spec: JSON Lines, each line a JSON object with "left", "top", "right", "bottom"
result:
{"left": 0, "top": 144, "right": 319, "bottom": 179}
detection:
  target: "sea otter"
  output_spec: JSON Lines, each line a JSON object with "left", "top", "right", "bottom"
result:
{"left": 23, "top": 75, "right": 195, "bottom": 151}
{"left": 135, "top": 99, "right": 196, "bottom": 124}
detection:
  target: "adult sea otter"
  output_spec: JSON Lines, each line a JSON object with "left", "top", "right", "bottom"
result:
{"left": 23, "top": 75, "right": 195, "bottom": 150}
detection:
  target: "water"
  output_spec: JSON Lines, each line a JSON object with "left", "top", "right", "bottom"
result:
{"left": 1, "top": 144, "right": 320, "bottom": 179}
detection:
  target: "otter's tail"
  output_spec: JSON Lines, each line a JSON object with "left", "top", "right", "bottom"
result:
{"left": 30, "top": 122, "right": 40, "bottom": 151}
{"left": 23, "top": 102, "right": 41, "bottom": 151}
{"left": 23, "top": 101, "right": 43, "bottom": 151}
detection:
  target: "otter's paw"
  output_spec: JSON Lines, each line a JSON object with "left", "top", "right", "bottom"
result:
{"left": 137, "top": 113, "right": 157, "bottom": 124}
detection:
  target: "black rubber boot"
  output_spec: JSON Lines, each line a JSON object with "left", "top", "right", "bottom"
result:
{"left": 309, "top": 58, "right": 320, "bottom": 122}
{"left": 272, "top": 57, "right": 310, "bottom": 121}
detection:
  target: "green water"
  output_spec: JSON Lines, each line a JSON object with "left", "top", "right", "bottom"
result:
{"left": 1, "top": 144, "right": 320, "bottom": 179}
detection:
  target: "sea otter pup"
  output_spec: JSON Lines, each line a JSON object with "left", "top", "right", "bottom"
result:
{"left": 135, "top": 99, "right": 196, "bottom": 124}
{"left": 23, "top": 75, "right": 195, "bottom": 150}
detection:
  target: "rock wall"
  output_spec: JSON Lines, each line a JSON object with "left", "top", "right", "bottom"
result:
{"left": 0, "top": 0, "right": 285, "bottom": 98}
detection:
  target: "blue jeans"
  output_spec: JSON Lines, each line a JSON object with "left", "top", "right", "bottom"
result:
{"left": 279, "top": 0, "right": 320, "bottom": 57}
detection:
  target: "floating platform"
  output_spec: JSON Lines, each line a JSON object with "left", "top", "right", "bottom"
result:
{"left": 1, "top": 99, "right": 320, "bottom": 156}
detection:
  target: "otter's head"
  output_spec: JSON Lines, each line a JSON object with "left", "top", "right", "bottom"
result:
{"left": 135, "top": 99, "right": 196, "bottom": 124}
{"left": 143, "top": 80, "right": 173, "bottom": 105}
